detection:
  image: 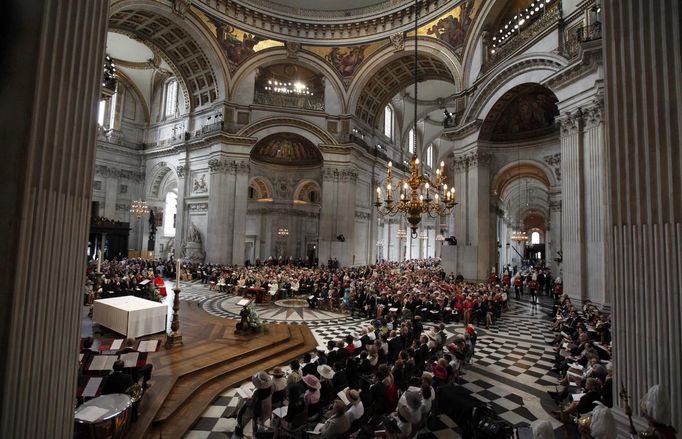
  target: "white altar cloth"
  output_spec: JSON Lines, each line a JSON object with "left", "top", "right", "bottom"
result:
{"left": 93, "top": 296, "right": 167, "bottom": 337}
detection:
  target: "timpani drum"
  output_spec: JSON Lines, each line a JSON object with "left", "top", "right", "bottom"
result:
{"left": 75, "top": 393, "right": 132, "bottom": 439}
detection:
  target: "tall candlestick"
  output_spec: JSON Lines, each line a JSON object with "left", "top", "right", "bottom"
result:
{"left": 97, "top": 250, "right": 102, "bottom": 273}
{"left": 176, "top": 259, "right": 181, "bottom": 289}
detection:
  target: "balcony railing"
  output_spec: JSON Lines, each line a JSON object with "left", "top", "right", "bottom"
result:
{"left": 561, "top": 22, "right": 602, "bottom": 59}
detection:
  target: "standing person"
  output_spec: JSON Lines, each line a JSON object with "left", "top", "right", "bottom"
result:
{"left": 529, "top": 273, "right": 539, "bottom": 305}
{"left": 514, "top": 274, "right": 523, "bottom": 299}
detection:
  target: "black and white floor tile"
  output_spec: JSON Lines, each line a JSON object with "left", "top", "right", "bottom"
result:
{"left": 182, "top": 284, "right": 568, "bottom": 438}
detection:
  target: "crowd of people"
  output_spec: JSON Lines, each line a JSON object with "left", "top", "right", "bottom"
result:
{"left": 239, "top": 316, "right": 482, "bottom": 439}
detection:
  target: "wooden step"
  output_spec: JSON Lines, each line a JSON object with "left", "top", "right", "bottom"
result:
{"left": 145, "top": 324, "right": 317, "bottom": 439}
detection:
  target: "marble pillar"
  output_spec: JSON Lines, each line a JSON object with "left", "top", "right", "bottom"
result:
{"left": 174, "top": 163, "right": 188, "bottom": 256}
{"left": 319, "top": 167, "right": 357, "bottom": 266}
{"left": 449, "top": 150, "right": 493, "bottom": 280}
{"left": 0, "top": 0, "right": 110, "bottom": 437}
{"left": 231, "top": 163, "right": 249, "bottom": 264}
{"left": 559, "top": 112, "right": 587, "bottom": 301}
{"left": 206, "top": 158, "right": 236, "bottom": 264}
{"left": 604, "top": 0, "right": 682, "bottom": 429}
{"left": 547, "top": 194, "right": 562, "bottom": 277}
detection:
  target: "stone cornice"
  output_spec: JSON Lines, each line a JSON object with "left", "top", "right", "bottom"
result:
{"left": 247, "top": 207, "right": 319, "bottom": 218}
{"left": 208, "top": 158, "right": 250, "bottom": 174}
{"left": 95, "top": 164, "right": 144, "bottom": 182}
{"left": 323, "top": 167, "right": 359, "bottom": 182}
{"left": 193, "top": 0, "right": 459, "bottom": 45}
{"left": 441, "top": 119, "right": 482, "bottom": 141}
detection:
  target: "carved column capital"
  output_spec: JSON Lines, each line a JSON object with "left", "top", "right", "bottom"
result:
{"left": 543, "top": 153, "right": 561, "bottom": 181}
{"left": 208, "top": 158, "right": 231, "bottom": 174}
{"left": 557, "top": 109, "right": 584, "bottom": 135}
{"left": 583, "top": 99, "right": 604, "bottom": 129}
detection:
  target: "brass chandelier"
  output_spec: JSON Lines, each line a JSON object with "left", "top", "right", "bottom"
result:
{"left": 374, "top": 0, "right": 457, "bottom": 238}
{"left": 375, "top": 158, "right": 457, "bottom": 238}
{"left": 130, "top": 199, "right": 150, "bottom": 219}
{"left": 511, "top": 230, "right": 529, "bottom": 243}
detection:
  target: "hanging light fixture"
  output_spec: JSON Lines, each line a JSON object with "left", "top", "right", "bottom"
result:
{"left": 396, "top": 229, "right": 408, "bottom": 240}
{"left": 375, "top": 0, "right": 457, "bottom": 238}
{"left": 130, "top": 199, "right": 150, "bottom": 219}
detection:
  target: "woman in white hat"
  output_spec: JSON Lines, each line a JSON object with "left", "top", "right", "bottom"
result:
{"left": 250, "top": 371, "right": 273, "bottom": 428}
{"left": 317, "top": 364, "right": 335, "bottom": 406}
{"left": 345, "top": 388, "right": 364, "bottom": 424}
{"left": 640, "top": 384, "right": 677, "bottom": 438}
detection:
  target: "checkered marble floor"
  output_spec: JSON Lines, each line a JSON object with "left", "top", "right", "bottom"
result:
{"left": 183, "top": 291, "right": 570, "bottom": 438}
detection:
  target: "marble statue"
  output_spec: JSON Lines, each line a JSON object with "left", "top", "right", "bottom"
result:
{"left": 181, "top": 223, "right": 206, "bottom": 264}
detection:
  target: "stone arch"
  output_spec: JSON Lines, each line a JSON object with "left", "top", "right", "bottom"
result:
{"left": 109, "top": 0, "right": 229, "bottom": 111}
{"left": 293, "top": 180, "right": 322, "bottom": 205}
{"left": 238, "top": 116, "right": 338, "bottom": 146}
{"left": 478, "top": 82, "right": 559, "bottom": 142}
{"left": 229, "top": 48, "right": 348, "bottom": 112}
{"left": 347, "top": 38, "right": 462, "bottom": 129}
{"left": 146, "top": 161, "right": 177, "bottom": 199}
{"left": 248, "top": 176, "right": 274, "bottom": 200}
{"left": 462, "top": 53, "right": 566, "bottom": 123}
{"left": 492, "top": 160, "right": 554, "bottom": 196}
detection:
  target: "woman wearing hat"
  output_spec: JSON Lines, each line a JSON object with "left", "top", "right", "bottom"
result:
{"left": 271, "top": 367, "right": 287, "bottom": 407}
{"left": 250, "top": 371, "right": 273, "bottom": 429}
{"left": 345, "top": 388, "right": 364, "bottom": 424}
{"left": 317, "top": 364, "right": 335, "bottom": 406}
{"left": 302, "top": 374, "right": 322, "bottom": 418}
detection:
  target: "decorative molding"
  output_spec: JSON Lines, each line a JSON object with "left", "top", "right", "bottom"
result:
{"left": 355, "top": 211, "right": 371, "bottom": 220}
{"left": 176, "top": 165, "right": 186, "bottom": 179}
{"left": 557, "top": 109, "right": 583, "bottom": 135}
{"left": 238, "top": 117, "right": 338, "bottom": 146}
{"left": 543, "top": 153, "right": 561, "bottom": 181}
{"left": 285, "top": 41, "right": 301, "bottom": 58}
{"left": 191, "top": 172, "right": 209, "bottom": 194}
{"left": 95, "top": 164, "right": 144, "bottom": 182}
{"left": 115, "top": 203, "right": 129, "bottom": 212}
{"left": 188, "top": 202, "right": 208, "bottom": 212}
{"left": 583, "top": 99, "right": 604, "bottom": 128}
{"left": 247, "top": 208, "right": 319, "bottom": 219}
{"left": 172, "top": 0, "right": 192, "bottom": 17}
{"left": 208, "top": 158, "right": 250, "bottom": 175}
{"left": 549, "top": 199, "right": 562, "bottom": 212}
{"left": 323, "top": 167, "right": 358, "bottom": 182}
{"left": 389, "top": 32, "right": 405, "bottom": 52}
{"left": 442, "top": 119, "right": 482, "bottom": 141}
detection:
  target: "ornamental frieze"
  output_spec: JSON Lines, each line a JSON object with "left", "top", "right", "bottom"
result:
{"left": 452, "top": 151, "right": 492, "bottom": 171}
{"left": 95, "top": 165, "right": 144, "bottom": 182}
{"left": 208, "top": 158, "right": 250, "bottom": 174}
{"left": 323, "top": 167, "right": 358, "bottom": 182}
{"left": 188, "top": 203, "right": 209, "bottom": 212}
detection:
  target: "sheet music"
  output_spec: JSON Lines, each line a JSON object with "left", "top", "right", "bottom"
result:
{"left": 89, "top": 355, "right": 117, "bottom": 371}
{"left": 110, "top": 339, "right": 124, "bottom": 351}
{"left": 119, "top": 352, "right": 139, "bottom": 368}
{"left": 572, "top": 393, "right": 585, "bottom": 401}
{"left": 237, "top": 299, "right": 251, "bottom": 306}
{"left": 237, "top": 387, "right": 253, "bottom": 399}
{"left": 337, "top": 387, "right": 350, "bottom": 405}
{"left": 137, "top": 340, "right": 158, "bottom": 352}
{"left": 82, "top": 377, "right": 102, "bottom": 397}
{"left": 306, "top": 423, "right": 325, "bottom": 435}
{"left": 76, "top": 406, "right": 109, "bottom": 423}
{"left": 273, "top": 406, "right": 288, "bottom": 418}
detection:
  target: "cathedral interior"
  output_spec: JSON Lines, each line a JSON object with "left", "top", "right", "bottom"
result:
{"left": 1, "top": 0, "right": 681, "bottom": 438}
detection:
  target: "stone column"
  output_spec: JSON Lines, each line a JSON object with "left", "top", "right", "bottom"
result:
{"left": 206, "top": 158, "right": 235, "bottom": 264}
{"left": 319, "top": 167, "right": 338, "bottom": 265}
{"left": 547, "top": 194, "right": 562, "bottom": 277}
{"left": 455, "top": 150, "right": 493, "bottom": 280}
{"left": 231, "top": 161, "right": 250, "bottom": 264}
{"left": 0, "top": 0, "right": 110, "bottom": 437}
{"left": 559, "top": 111, "right": 586, "bottom": 301}
{"left": 174, "top": 163, "right": 188, "bottom": 256}
{"left": 604, "top": 0, "right": 682, "bottom": 429}
{"left": 582, "top": 102, "right": 608, "bottom": 304}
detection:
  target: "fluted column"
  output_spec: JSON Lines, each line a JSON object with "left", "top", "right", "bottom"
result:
{"left": 582, "top": 102, "right": 608, "bottom": 304}
{"left": 0, "top": 0, "right": 110, "bottom": 437}
{"left": 231, "top": 161, "right": 250, "bottom": 264}
{"left": 604, "top": 0, "right": 682, "bottom": 429}
{"left": 206, "top": 158, "right": 236, "bottom": 264}
{"left": 559, "top": 112, "right": 586, "bottom": 301}
{"left": 174, "top": 164, "right": 188, "bottom": 255}
{"left": 547, "top": 194, "right": 562, "bottom": 277}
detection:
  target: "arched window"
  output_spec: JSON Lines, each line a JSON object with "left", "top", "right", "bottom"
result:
{"left": 163, "top": 192, "right": 177, "bottom": 236}
{"left": 164, "top": 79, "right": 178, "bottom": 118}
{"left": 426, "top": 144, "right": 434, "bottom": 168}
{"left": 407, "top": 128, "right": 415, "bottom": 154}
{"left": 531, "top": 231, "right": 541, "bottom": 244}
{"left": 384, "top": 105, "right": 393, "bottom": 139}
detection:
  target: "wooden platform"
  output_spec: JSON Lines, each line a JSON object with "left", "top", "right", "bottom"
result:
{"left": 124, "top": 300, "right": 317, "bottom": 439}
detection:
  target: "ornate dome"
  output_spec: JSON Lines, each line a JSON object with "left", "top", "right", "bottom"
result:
{"left": 250, "top": 133, "right": 323, "bottom": 166}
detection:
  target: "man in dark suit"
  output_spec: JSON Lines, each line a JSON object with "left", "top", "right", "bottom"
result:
{"left": 101, "top": 360, "right": 134, "bottom": 394}
{"left": 116, "top": 337, "right": 153, "bottom": 388}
